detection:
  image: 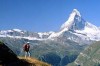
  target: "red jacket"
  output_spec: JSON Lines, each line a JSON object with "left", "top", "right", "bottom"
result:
{"left": 23, "top": 44, "right": 30, "bottom": 52}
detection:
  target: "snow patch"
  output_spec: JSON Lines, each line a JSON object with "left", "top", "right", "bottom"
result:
{"left": 13, "top": 29, "right": 22, "bottom": 32}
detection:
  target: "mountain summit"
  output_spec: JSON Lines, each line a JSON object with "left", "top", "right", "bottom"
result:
{"left": 61, "top": 9, "right": 85, "bottom": 31}
{"left": 49, "top": 9, "right": 100, "bottom": 41}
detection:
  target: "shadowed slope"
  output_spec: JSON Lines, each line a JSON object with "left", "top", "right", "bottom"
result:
{"left": 0, "top": 41, "right": 19, "bottom": 65}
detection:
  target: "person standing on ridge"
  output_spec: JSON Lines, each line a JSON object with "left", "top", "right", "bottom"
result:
{"left": 23, "top": 42, "right": 30, "bottom": 58}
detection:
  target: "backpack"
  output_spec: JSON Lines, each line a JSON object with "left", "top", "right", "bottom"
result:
{"left": 23, "top": 44, "right": 30, "bottom": 52}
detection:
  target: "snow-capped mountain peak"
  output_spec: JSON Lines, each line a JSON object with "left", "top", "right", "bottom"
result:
{"left": 49, "top": 9, "right": 100, "bottom": 41}
{"left": 72, "top": 9, "right": 81, "bottom": 17}
{"left": 61, "top": 9, "right": 85, "bottom": 31}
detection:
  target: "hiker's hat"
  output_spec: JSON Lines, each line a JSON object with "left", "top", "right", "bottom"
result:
{"left": 27, "top": 42, "right": 30, "bottom": 44}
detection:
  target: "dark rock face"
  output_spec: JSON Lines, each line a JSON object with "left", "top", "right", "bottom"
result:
{"left": 0, "top": 41, "right": 19, "bottom": 65}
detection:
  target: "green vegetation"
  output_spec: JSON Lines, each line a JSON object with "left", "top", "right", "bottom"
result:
{"left": 68, "top": 41, "right": 100, "bottom": 66}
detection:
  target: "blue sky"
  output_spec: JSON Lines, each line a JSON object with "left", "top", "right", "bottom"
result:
{"left": 0, "top": 0, "right": 100, "bottom": 32}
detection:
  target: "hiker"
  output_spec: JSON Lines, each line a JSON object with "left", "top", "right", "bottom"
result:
{"left": 23, "top": 42, "right": 30, "bottom": 58}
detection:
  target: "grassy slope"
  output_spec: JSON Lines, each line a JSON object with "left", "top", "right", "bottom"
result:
{"left": 68, "top": 41, "right": 100, "bottom": 66}
{"left": 0, "top": 57, "right": 51, "bottom": 66}
{"left": 18, "top": 57, "right": 51, "bottom": 66}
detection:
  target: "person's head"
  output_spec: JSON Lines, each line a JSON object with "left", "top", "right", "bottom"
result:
{"left": 27, "top": 42, "right": 30, "bottom": 44}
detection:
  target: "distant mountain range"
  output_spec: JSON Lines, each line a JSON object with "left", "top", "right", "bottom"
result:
{"left": 0, "top": 9, "right": 100, "bottom": 66}
{"left": 1, "top": 9, "right": 100, "bottom": 43}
